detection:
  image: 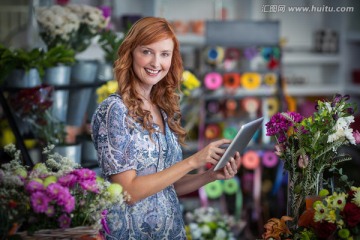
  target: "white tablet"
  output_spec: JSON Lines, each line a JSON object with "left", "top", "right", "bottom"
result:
{"left": 213, "top": 117, "right": 264, "bottom": 171}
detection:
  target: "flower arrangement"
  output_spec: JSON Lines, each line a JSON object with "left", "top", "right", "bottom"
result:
{"left": 36, "top": 4, "right": 109, "bottom": 53}
{"left": 296, "top": 187, "right": 360, "bottom": 239}
{"left": 184, "top": 207, "right": 236, "bottom": 240}
{"left": 265, "top": 94, "right": 360, "bottom": 223}
{"left": 0, "top": 144, "right": 128, "bottom": 239}
{"left": 8, "top": 84, "right": 66, "bottom": 146}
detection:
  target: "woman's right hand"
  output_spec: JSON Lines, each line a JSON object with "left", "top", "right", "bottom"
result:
{"left": 188, "top": 138, "right": 232, "bottom": 169}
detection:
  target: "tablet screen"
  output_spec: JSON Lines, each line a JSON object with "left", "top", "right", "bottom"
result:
{"left": 213, "top": 117, "right": 264, "bottom": 171}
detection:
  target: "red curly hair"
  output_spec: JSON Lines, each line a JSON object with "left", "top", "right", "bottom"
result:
{"left": 114, "top": 17, "right": 186, "bottom": 145}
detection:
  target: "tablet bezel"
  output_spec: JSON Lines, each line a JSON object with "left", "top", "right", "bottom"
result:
{"left": 213, "top": 117, "right": 264, "bottom": 171}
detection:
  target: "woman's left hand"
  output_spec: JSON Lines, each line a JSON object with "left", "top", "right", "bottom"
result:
{"left": 208, "top": 152, "right": 240, "bottom": 180}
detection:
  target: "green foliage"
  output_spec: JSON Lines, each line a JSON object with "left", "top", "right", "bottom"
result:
{"left": 98, "top": 29, "right": 124, "bottom": 63}
{"left": 0, "top": 45, "right": 46, "bottom": 82}
{"left": 42, "top": 45, "right": 75, "bottom": 68}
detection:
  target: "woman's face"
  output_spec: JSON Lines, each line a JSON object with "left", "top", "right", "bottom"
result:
{"left": 132, "top": 38, "right": 174, "bottom": 90}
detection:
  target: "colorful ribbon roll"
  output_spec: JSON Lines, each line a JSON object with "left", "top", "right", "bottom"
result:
{"left": 242, "top": 150, "right": 260, "bottom": 170}
{"left": 243, "top": 47, "right": 258, "bottom": 60}
{"left": 264, "top": 72, "right": 277, "bottom": 86}
{"left": 204, "top": 180, "right": 223, "bottom": 199}
{"left": 204, "top": 72, "right": 223, "bottom": 90}
{"left": 223, "top": 178, "right": 239, "bottom": 195}
{"left": 242, "top": 97, "right": 261, "bottom": 114}
{"left": 241, "top": 72, "right": 261, "bottom": 90}
{"left": 262, "top": 150, "right": 278, "bottom": 168}
{"left": 265, "top": 97, "right": 279, "bottom": 117}
{"left": 204, "top": 124, "right": 221, "bottom": 139}
{"left": 223, "top": 73, "right": 241, "bottom": 89}
{"left": 206, "top": 100, "right": 221, "bottom": 115}
{"left": 223, "top": 126, "right": 238, "bottom": 140}
{"left": 225, "top": 47, "right": 241, "bottom": 60}
{"left": 205, "top": 46, "right": 224, "bottom": 65}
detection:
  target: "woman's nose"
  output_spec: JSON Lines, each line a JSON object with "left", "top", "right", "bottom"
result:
{"left": 150, "top": 55, "right": 160, "bottom": 68}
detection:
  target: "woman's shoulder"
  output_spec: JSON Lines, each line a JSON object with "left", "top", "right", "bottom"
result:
{"left": 99, "top": 93, "right": 126, "bottom": 110}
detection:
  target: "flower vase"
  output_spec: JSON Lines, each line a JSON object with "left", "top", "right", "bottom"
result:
{"left": 43, "top": 65, "right": 71, "bottom": 123}
{"left": 67, "top": 60, "right": 98, "bottom": 127}
{"left": 286, "top": 170, "right": 322, "bottom": 230}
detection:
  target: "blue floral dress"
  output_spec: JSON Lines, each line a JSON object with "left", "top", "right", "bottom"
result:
{"left": 91, "top": 94, "right": 186, "bottom": 240}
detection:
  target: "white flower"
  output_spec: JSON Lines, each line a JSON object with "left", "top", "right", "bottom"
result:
{"left": 214, "top": 228, "right": 227, "bottom": 239}
{"left": 201, "top": 224, "right": 211, "bottom": 234}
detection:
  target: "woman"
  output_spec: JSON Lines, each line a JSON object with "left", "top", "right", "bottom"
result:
{"left": 91, "top": 17, "right": 240, "bottom": 239}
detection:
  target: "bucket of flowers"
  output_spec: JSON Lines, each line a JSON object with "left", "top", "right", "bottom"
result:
{"left": 0, "top": 144, "right": 129, "bottom": 239}
{"left": 184, "top": 206, "right": 236, "bottom": 240}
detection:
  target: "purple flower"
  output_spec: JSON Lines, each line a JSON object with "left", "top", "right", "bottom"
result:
{"left": 58, "top": 214, "right": 71, "bottom": 228}
{"left": 30, "top": 191, "right": 51, "bottom": 213}
{"left": 62, "top": 195, "right": 75, "bottom": 213}
{"left": 45, "top": 205, "right": 55, "bottom": 217}
{"left": 266, "top": 112, "right": 304, "bottom": 143}
{"left": 101, "top": 210, "right": 110, "bottom": 234}
{"left": 58, "top": 173, "right": 77, "bottom": 188}
{"left": 26, "top": 180, "right": 45, "bottom": 193}
{"left": 79, "top": 179, "right": 99, "bottom": 193}
{"left": 72, "top": 168, "right": 96, "bottom": 181}
{"left": 46, "top": 183, "right": 67, "bottom": 200}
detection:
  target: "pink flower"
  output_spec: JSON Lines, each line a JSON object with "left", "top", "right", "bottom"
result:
{"left": 79, "top": 179, "right": 99, "bottom": 193}
{"left": 72, "top": 169, "right": 96, "bottom": 181}
{"left": 62, "top": 195, "right": 75, "bottom": 213}
{"left": 26, "top": 180, "right": 45, "bottom": 193}
{"left": 353, "top": 130, "right": 360, "bottom": 145}
{"left": 45, "top": 205, "right": 55, "bottom": 217}
{"left": 58, "top": 173, "right": 77, "bottom": 188}
{"left": 30, "top": 191, "right": 51, "bottom": 213}
{"left": 58, "top": 214, "right": 71, "bottom": 228}
{"left": 274, "top": 143, "right": 285, "bottom": 157}
{"left": 298, "top": 155, "right": 309, "bottom": 169}
{"left": 46, "top": 183, "right": 67, "bottom": 200}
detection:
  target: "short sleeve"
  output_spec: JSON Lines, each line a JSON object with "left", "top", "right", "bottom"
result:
{"left": 91, "top": 96, "right": 138, "bottom": 178}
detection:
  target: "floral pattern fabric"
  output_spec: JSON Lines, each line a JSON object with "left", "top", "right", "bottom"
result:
{"left": 91, "top": 94, "right": 186, "bottom": 240}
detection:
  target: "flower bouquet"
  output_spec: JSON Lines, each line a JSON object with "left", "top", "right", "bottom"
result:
{"left": 36, "top": 4, "right": 109, "bottom": 53}
{"left": 265, "top": 94, "right": 360, "bottom": 225}
{"left": 185, "top": 207, "right": 236, "bottom": 240}
{"left": 0, "top": 144, "right": 128, "bottom": 239}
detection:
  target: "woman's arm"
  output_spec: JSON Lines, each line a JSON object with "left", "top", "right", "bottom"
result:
{"left": 174, "top": 153, "right": 240, "bottom": 196}
{"left": 110, "top": 138, "right": 232, "bottom": 204}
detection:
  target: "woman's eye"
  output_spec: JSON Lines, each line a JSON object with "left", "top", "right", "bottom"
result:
{"left": 143, "top": 50, "right": 151, "bottom": 55}
{"left": 162, "top": 52, "right": 170, "bottom": 57}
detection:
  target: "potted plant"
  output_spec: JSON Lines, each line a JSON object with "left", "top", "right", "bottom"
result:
{"left": 0, "top": 45, "right": 45, "bottom": 88}
{"left": 42, "top": 45, "right": 76, "bottom": 123}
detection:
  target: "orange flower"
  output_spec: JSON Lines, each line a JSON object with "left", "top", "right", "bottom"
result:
{"left": 262, "top": 216, "right": 293, "bottom": 240}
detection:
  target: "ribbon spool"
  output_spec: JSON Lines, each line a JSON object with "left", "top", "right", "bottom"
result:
{"left": 264, "top": 73, "right": 277, "bottom": 86}
{"left": 205, "top": 46, "right": 224, "bottom": 65}
{"left": 242, "top": 97, "right": 261, "bottom": 115}
{"left": 223, "top": 126, "right": 238, "bottom": 140}
{"left": 204, "top": 180, "right": 223, "bottom": 199}
{"left": 265, "top": 97, "right": 279, "bottom": 117}
{"left": 204, "top": 72, "right": 223, "bottom": 90}
{"left": 204, "top": 124, "right": 221, "bottom": 139}
{"left": 262, "top": 151, "right": 278, "bottom": 168}
{"left": 206, "top": 100, "right": 221, "bottom": 115}
{"left": 243, "top": 47, "right": 258, "bottom": 60}
{"left": 223, "top": 178, "right": 240, "bottom": 195}
{"left": 225, "top": 47, "right": 241, "bottom": 60}
{"left": 223, "top": 73, "right": 241, "bottom": 90}
{"left": 242, "top": 150, "right": 260, "bottom": 170}
{"left": 241, "top": 72, "right": 261, "bottom": 90}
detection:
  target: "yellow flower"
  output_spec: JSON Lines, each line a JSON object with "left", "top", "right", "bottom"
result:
{"left": 182, "top": 70, "right": 201, "bottom": 96}
{"left": 330, "top": 192, "right": 347, "bottom": 210}
{"left": 314, "top": 202, "right": 328, "bottom": 222}
{"left": 96, "top": 80, "right": 118, "bottom": 103}
{"left": 352, "top": 189, "right": 360, "bottom": 207}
